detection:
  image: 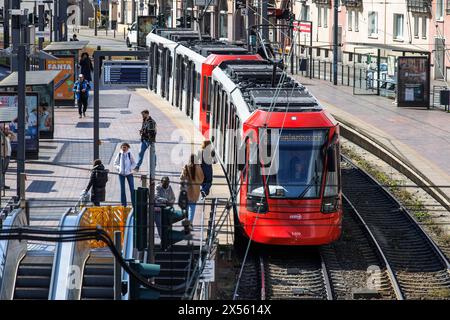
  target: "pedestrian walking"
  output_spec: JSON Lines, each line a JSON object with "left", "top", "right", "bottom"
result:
{"left": 180, "top": 154, "right": 204, "bottom": 224}
{"left": 154, "top": 176, "right": 176, "bottom": 236}
{"left": 1, "top": 126, "right": 15, "bottom": 190}
{"left": 200, "top": 140, "right": 214, "bottom": 199}
{"left": 114, "top": 143, "right": 136, "bottom": 207}
{"left": 84, "top": 159, "right": 109, "bottom": 206}
{"left": 134, "top": 109, "right": 157, "bottom": 173}
{"left": 79, "top": 52, "right": 93, "bottom": 83}
{"left": 73, "top": 74, "right": 91, "bottom": 118}
{"left": 96, "top": 46, "right": 105, "bottom": 78}
{"left": 70, "top": 34, "right": 79, "bottom": 41}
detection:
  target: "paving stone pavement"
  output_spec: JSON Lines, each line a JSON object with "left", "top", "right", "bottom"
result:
{"left": 2, "top": 85, "right": 230, "bottom": 235}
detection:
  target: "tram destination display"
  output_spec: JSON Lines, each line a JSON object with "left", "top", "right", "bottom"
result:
{"left": 103, "top": 60, "right": 148, "bottom": 85}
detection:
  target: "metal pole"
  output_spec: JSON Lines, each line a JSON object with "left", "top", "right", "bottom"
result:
{"left": 38, "top": 4, "right": 45, "bottom": 70}
{"left": 11, "top": 0, "right": 21, "bottom": 72}
{"left": 17, "top": 44, "right": 26, "bottom": 198}
{"left": 309, "top": 21, "right": 313, "bottom": 79}
{"left": 333, "top": 0, "right": 338, "bottom": 85}
{"left": 113, "top": 230, "right": 122, "bottom": 300}
{"left": 94, "top": 5, "right": 98, "bottom": 36}
{"left": 261, "top": 0, "right": 268, "bottom": 41}
{"left": 93, "top": 52, "right": 100, "bottom": 160}
{"left": 376, "top": 48, "right": 381, "bottom": 96}
{"left": 3, "top": 0, "right": 10, "bottom": 49}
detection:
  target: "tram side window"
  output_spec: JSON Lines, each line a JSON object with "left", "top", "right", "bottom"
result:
{"left": 322, "top": 139, "right": 339, "bottom": 213}
{"left": 207, "top": 77, "right": 212, "bottom": 113}
{"left": 202, "top": 76, "right": 207, "bottom": 111}
{"left": 196, "top": 72, "right": 201, "bottom": 100}
{"left": 247, "top": 142, "right": 263, "bottom": 196}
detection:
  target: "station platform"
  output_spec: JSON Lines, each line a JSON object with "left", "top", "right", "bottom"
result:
{"left": 292, "top": 75, "right": 450, "bottom": 203}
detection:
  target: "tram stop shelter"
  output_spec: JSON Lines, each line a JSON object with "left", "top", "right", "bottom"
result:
{"left": 346, "top": 42, "right": 431, "bottom": 108}
{"left": 43, "top": 41, "right": 89, "bottom": 106}
{"left": 0, "top": 70, "right": 60, "bottom": 139}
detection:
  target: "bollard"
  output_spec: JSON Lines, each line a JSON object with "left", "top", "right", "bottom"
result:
{"left": 114, "top": 231, "right": 122, "bottom": 300}
{"left": 141, "top": 174, "right": 148, "bottom": 188}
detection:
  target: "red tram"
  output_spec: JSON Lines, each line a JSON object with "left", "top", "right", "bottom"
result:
{"left": 146, "top": 30, "right": 342, "bottom": 245}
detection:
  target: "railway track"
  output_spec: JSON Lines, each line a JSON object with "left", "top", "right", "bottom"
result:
{"left": 342, "top": 156, "right": 450, "bottom": 299}
{"left": 235, "top": 246, "right": 332, "bottom": 300}
{"left": 320, "top": 196, "right": 399, "bottom": 299}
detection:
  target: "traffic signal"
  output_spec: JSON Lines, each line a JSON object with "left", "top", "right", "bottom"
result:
{"left": 185, "top": 16, "right": 192, "bottom": 28}
{"left": 44, "top": 10, "right": 50, "bottom": 27}
{"left": 156, "top": 14, "right": 165, "bottom": 28}
{"left": 160, "top": 206, "right": 190, "bottom": 251}
{"left": 134, "top": 187, "right": 148, "bottom": 251}
{"left": 176, "top": 16, "right": 185, "bottom": 28}
{"left": 128, "top": 260, "right": 160, "bottom": 300}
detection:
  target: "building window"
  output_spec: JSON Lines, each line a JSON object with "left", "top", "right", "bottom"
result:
{"left": 325, "top": 49, "right": 329, "bottom": 58}
{"left": 348, "top": 53, "right": 353, "bottom": 62}
{"left": 368, "top": 11, "right": 378, "bottom": 36}
{"left": 414, "top": 16, "right": 419, "bottom": 38}
{"left": 317, "top": 48, "right": 321, "bottom": 57}
{"left": 301, "top": 4, "right": 310, "bottom": 21}
{"left": 422, "top": 17, "right": 427, "bottom": 38}
{"left": 348, "top": 10, "right": 353, "bottom": 31}
{"left": 324, "top": 7, "right": 328, "bottom": 28}
{"left": 393, "top": 14, "right": 404, "bottom": 40}
{"left": 318, "top": 6, "right": 322, "bottom": 27}
{"left": 355, "top": 11, "right": 359, "bottom": 32}
{"left": 436, "top": 0, "right": 444, "bottom": 20}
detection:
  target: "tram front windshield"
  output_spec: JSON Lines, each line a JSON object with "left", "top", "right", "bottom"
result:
{"left": 265, "top": 129, "right": 327, "bottom": 199}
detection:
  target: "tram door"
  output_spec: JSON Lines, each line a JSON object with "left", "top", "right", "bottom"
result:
{"left": 160, "top": 48, "right": 166, "bottom": 98}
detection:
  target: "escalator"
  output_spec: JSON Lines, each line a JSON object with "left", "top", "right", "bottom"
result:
{"left": 81, "top": 250, "right": 114, "bottom": 300}
{"left": 13, "top": 253, "right": 54, "bottom": 300}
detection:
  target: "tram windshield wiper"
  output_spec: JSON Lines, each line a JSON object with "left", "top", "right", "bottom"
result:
{"left": 297, "top": 160, "right": 319, "bottom": 199}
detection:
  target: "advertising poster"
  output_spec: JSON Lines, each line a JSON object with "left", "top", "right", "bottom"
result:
{"left": 0, "top": 93, "right": 39, "bottom": 157}
{"left": 46, "top": 56, "right": 75, "bottom": 101}
{"left": 397, "top": 56, "right": 430, "bottom": 108}
{"left": 137, "top": 15, "right": 157, "bottom": 48}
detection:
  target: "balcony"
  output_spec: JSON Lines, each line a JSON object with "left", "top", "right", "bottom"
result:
{"left": 341, "top": 0, "right": 362, "bottom": 8}
{"left": 312, "top": 0, "right": 331, "bottom": 7}
{"left": 406, "top": 0, "right": 431, "bottom": 14}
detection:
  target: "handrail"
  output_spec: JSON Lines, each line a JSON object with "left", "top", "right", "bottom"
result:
{"left": 183, "top": 198, "right": 219, "bottom": 300}
{"left": 121, "top": 210, "right": 135, "bottom": 300}
{"left": 50, "top": 207, "right": 91, "bottom": 300}
{"left": 0, "top": 208, "right": 28, "bottom": 300}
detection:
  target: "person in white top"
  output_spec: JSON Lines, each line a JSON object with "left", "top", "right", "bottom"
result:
{"left": 113, "top": 143, "right": 136, "bottom": 207}
{"left": 1, "top": 126, "right": 14, "bottom": 190}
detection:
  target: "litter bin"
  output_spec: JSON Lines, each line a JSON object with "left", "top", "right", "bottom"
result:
{"left": 88, "top": 17, "right": 95, "bottom": 29}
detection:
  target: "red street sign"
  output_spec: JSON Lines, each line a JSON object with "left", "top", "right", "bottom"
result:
{"left": 293, "top": 21, "right": 311, "bottom": 33}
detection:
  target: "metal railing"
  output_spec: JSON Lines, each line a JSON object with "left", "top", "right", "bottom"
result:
{"left": 183, "top": 198, "right": 228, "bottom": 300}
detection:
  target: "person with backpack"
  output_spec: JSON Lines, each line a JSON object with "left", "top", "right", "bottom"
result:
{"left": 134, "top": 110, "right": 156, "bottom": 173}
{"left": 180, "top": 154, "right": 204, "bottom": 224}
{"left": 114, "top": 143, "right": 136, "bottom": 207}
{"left": 73, "top": 74, "right": 91, "bottom": 118}
{"left": 84, "top": 159, "right": 109, "bottom": 206}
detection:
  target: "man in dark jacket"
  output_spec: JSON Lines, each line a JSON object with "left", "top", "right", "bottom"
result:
{"left": 134, "top": 109, "right": 157, "bottom": 174}
{"left": 84, "top": 159, "right": 109, "bottom": 206}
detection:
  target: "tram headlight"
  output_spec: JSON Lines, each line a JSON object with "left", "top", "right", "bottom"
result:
{"left": 246, "top": 195, "right": 268, "bottom": 214}
{"left": 321, "top": 196, "right": 338, "bottom": 214}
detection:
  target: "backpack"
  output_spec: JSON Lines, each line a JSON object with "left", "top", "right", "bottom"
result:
{"left": 118, "top": 152, "right": 131, "bottom": 162}
{"left": 95, "top": 169, "right": 108, "bottom": 187}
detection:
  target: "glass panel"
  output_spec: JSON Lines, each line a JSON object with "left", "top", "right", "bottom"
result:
{"left": 355, "top": 11, "right": 359, "bottom": 32}
{"left": 323, "top": 144, "right": 338, "bottom": 197}
{"left": 247, "top": 142, "right": 263, "bottom": 196}
{"left": 414, "top": 16, "right": 419, "bottom": 37}
{"left": 265, "top": 129, "right": 328, "bottom": 199}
